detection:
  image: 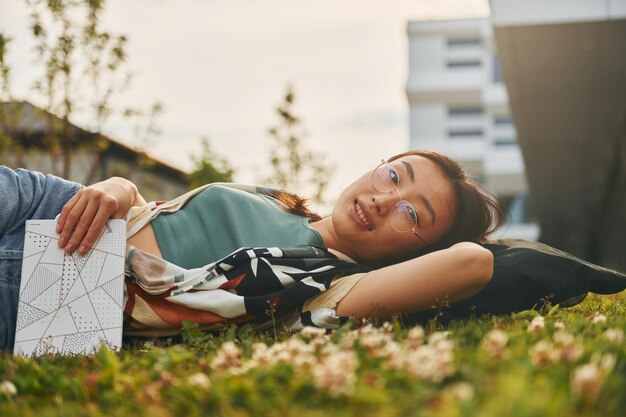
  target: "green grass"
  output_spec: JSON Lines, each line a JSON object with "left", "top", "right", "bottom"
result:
{"left": 2, "top": 293, "right": 626, "bottom": 417}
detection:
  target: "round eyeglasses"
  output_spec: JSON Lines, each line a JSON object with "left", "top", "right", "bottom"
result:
{"left": 371, "top": 159, "right": 429, "bottom": 247}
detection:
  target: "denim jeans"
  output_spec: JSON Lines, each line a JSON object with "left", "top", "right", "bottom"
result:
{"left": 0, "top": 166, "right": 83, "bottom": 351}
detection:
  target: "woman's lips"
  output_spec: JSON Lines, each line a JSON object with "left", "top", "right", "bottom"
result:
{"left": 352, "top": 199, "right": 373, "bottom": 231}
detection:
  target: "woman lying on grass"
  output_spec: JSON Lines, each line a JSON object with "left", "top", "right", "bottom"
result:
{"left": 0, "top": 150, "right": 503, "bottom": 348}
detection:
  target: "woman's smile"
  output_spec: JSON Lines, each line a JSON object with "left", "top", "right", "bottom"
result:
{"left": 351, "top": 199, "right": 373, "bottom": 231}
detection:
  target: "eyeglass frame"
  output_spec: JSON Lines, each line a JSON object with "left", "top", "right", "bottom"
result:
{"left": 371, "top": 159, "right": 429, "bottom": 248}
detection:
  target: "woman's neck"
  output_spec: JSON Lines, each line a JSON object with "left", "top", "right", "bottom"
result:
{"left": 309, "top": 217, "right": 360, "bottom": 261}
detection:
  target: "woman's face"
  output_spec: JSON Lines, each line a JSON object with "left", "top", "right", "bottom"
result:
{"left": 330, "top": 155, "right": 456, "bottom": 262}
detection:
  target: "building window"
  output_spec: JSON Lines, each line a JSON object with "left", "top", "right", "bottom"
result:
{"left": 493, "top": 115, "right": 513, "bottom": 126}
{"left": 447, "top": 60, "right": 482, "bottom": 69}
{"left": 494, "top": 137, "right": 517, "bottom": 146}
{"left": 500, "top": 193, "right": 536, "bottom": 224}
{"left": 449, "top": 107, "right": 483, "bottom": 117}
{"left": 493, "top": 55, "right": 504, "bottom": 83}
{"left": 448, "top": 129, "right": 483, "bottom": 138}
{"left": 447, "top": 38, "right": 481, "bottom": 48}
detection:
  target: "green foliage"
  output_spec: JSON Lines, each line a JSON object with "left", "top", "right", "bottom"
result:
{"left": 187, "top": 137, "right": 234, "bottom": 188}
{"left": 265, "top": 85, "right": 335, "bottom": 204}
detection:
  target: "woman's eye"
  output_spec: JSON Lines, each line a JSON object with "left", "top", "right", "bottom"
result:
{"left": 408, "top": 207, "right": 417, "bottom": 222}
{"left": 387, "top": 167, "right": 399, "bottom": 186}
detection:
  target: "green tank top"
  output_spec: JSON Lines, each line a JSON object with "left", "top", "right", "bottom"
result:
{"left": 150, "top": 185, "right": 325, "bottom": 269}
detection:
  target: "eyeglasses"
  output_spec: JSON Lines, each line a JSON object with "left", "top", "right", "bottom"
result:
{"left": 371, "top": 159, "right": 429, "bottom": 247}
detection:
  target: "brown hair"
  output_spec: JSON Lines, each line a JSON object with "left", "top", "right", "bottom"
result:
{"left": 388, "top": 150, "right": 504, "bottom": 252}
{"left": 259, "top": 188, "right": 322, "bottom": 222}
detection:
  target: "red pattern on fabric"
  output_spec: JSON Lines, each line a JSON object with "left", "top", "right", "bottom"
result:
{"left": 219, "top": 273, "right": 246, "bottom": 290}
{"left": 125, "top": 281, "right": 227, "bottom": 326}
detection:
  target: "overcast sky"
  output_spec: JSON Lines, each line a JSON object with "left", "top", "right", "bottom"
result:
{"left": 0, "top": 0, "right": 489, "bottom": 205}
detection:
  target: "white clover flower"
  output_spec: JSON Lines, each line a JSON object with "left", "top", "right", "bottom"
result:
{"left": 406, "top": 326, "right": 425, "bottom": 349}
{"left": 390, "top": 331, "right": 455, "bottom": 383}
{"left": 300, "top": 326, "right": 326, "bottom": 339}
{"left": 603, "top": 328, "right": 624, "bottom": 344}
{"left": 595, "top": 353, "right": 617, "bottom": 374}
{"left": 0, "top": 381, "right": 17, "bottom": 396}
{"left": 553, "top": 321, "right": 566, "bottom": 331}
{"left": 527, "top": 316, "right": 545, "bottom": 334}
{"left": 552, "top": 331, "right": 583, "bottom": 363}
{"left": 571, "top": 363, "right": 602, "bottom": 400}
{"left": 381, "top": 322, "right": 394, "bottom": 333}
{"left": 529, "top": 340, "right": 558, "bottom": 367}
{"left": 446, "top": 381, "right": 475, "bottom": 401}
{"left": 187, "top": 373, "right": 211, "bottom": 389}
{"left": 210, "top": 341, "right": 242, "bottom": 372}
{"left": 589, "top": 313, "right": 607, "bottom": 324}
{"left": 482, "top": 329, "right": 509, "bottom": 360}
{"left": 312, "top": 350, "right": 359, "bottom": 397}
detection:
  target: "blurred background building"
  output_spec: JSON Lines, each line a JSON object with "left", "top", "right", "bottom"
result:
{"left": 406, "top": 17, "right": 539, "bottom": 240}
{"left": 407, "top": 0, "right": 626, "bottom": 271}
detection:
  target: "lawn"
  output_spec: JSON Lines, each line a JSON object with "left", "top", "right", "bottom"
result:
{"left": 1, "top": 293, "right": 625, "bottom": 417}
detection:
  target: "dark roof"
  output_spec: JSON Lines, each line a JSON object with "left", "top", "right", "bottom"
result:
{"left": 0, "top": 101, "right": 187, "bottom": 179}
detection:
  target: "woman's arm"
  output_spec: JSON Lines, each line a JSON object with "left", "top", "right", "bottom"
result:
{"left": 335, "top": 242, "right": 493, "bottom": 320}
{"left": 56, "top": 177, "right": 147, "bottom": 255}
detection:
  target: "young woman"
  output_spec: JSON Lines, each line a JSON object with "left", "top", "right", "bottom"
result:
{"left": 0, "top": 150, "right": 502, "bottom": 348}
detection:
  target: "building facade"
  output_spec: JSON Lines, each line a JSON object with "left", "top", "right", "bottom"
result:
{"left": 490, "top": 0, "right": 626, "bottom": 271}
{"left": 406, "top": 17, "right": 538, "bottom": 239}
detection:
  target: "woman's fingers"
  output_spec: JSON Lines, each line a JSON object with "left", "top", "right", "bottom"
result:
{"left": 61, "top": 197, "right": 99, "bottom": 254}
{"left": 56, "top": 188, "right": 120, "bottom": 255}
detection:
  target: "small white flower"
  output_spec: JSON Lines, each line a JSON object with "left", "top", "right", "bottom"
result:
{"left": 571, "top": 363, "right": 602, "bottom": 400}
{"left": 603, "top": 328, "right": 624, "bottom": 344}
{"left": 187, "top": 373, "right": 211, "bottom": 388}
{"left": 300, "top": 326, "right": 326, "bottom": 339}
{"left": 446, "top": 381, "right": 474, "bottom": 401}
{"left": 0, "top": 381, "right": 17, "bottom": 396}
{"left": 529, "top": 340, "right": 557, "bottom": 367}
{"left": 553, "top": 321, "right": 566, "bottom": 331}
{"left": 527, "top": 316, "right": 545, "bottom": 334}
{"left": 589, "top": 313, "right": 607, "bottom": 324}
{"left": 482, "top": 329, "right": 508, "bottom": 359}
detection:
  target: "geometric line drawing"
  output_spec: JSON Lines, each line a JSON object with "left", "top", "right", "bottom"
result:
{"left": 59, "top": 275, "right": 87, "bottom": 307}
{"left": 96, "top": 254, "right": 125, "bottom": 287}
{"left": 23, "top": 231, "right": 49, "bottom": 257}
{"left": 29, "top": 279, "right": 62, "bottom": 314}
{"left": 45, "top": 305, "right": 79, "bottom": 337}
{"left": 19, "top": 251, "right": 45, "bottom": 292}
{"left": 40, "top": 242, "right": 65, "bottom": 265}
{"left": 103, "top": 276, "right": 124, "bottom": 308}
{"left": 89, "top": 287, "right": 123, "bottom": 329}
{"left": 14, "top": 310, "right": 55, "bottom": 344}
{"left": 81, "top": 251, "right": 107, "bottom": 291}
{"left": 15, "top": 219, "right": 126, "bottom": 356}
{"left": 15, "top": 301, "right": 48, "bottom": 332}
{"left": 60, "top": 256, "right": 79, "bottom": 304}
{"left": 20, "top": 263, "right": 62, "bottom": 303}
{"left": 72, "top": 249, "right": 92, "bottom": 272}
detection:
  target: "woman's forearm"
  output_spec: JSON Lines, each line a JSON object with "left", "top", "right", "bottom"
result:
{"left": 335, "top": 242, "right": 494, "bottom": 320}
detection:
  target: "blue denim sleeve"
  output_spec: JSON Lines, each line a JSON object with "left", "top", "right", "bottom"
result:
{"left": 0, "top": 166, "right": 83, "bottom": 351}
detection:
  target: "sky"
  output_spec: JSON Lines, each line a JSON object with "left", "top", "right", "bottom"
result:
{"left": 0, "top": 0, "right": 489, "bottom": 205}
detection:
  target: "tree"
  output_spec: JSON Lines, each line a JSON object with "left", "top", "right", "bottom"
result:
{"left": 187, "top": 137, "right": 234, "bottom": 188}
{"left": 264, "top": 85, "right": 334, "bottom": 204}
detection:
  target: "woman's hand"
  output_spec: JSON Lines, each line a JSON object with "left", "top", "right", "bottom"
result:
{"left": 56, "top": 177, "right": 146, "bottom": 255}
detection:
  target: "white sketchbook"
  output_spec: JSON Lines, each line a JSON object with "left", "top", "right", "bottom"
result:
{"left": 14, "top": 219, "right": 126, "bottom": 356}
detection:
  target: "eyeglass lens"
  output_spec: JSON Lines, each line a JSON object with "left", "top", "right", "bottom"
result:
{"left": 372, "top": 162, "right": 419, "bottom": 233}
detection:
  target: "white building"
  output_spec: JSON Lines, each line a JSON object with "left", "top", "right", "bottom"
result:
{"left": 406, "top": 17, "right": 539, "bottom": 239}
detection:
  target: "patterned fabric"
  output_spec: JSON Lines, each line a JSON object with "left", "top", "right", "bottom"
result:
{"left": 122, "top": 183, "right": 371, "bottom": 336}
{"left": 123, "top": 245, "right": 370, "bottom": 336}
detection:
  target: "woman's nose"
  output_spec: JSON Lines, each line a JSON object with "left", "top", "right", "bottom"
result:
{"left": 372, "top": 191, "right": 399, "bottom": 216}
